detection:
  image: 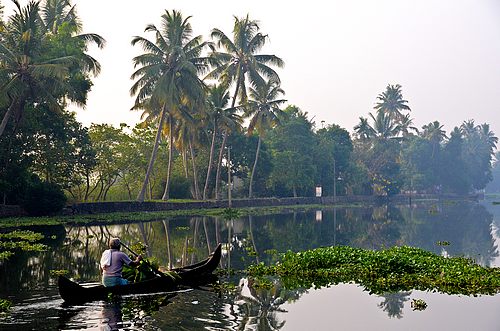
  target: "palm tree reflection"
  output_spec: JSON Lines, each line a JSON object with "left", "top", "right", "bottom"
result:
{"left": 377, "top": 291, "right": 411, "bottom": 319}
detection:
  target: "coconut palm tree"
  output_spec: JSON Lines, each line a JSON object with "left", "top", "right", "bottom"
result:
{"left": 354, "top": 117, "right": 375, "bottom": 141}
{"left": 203, "top": 84, "right": 243, "bottom": 200}
{"left": 369, "top": 110, "right": 402, "bottom": 140}
{"left": 173, "top": 107, "right": 202, "bottom": 200}
{"left": 41, "top": 0, "right": 78, "bottom": 32}
{"left": 244, "top": 79, "right": 286, "bottom": 198}
{"left": 202, "top": 85, "right": 229, "bottom": 200}
{"left": 0, "top": 2, "right": 5, "bottom": 31}
{"left": 374, "top": 84, "right": 411, "bottom": 123}
{"left": 40, "top": 0, "right": 105, "bottom": 76}
{"left": 421, "top": 121, "right": 447, "bottom": 158}
{"left": 0, "top": 0, "right": 104, "bottom": 138}
{"left": 0, "top": 0, "right": 69, "bottom": 137}
{"left": 130, "top": 10, "right": 210, "bottom": 202}
{"left": 478, "top": 123, "right": 498, "bottom": 154}
{"left": 399, "top": 114, "right": 418, "bottom": 137}
{"left": 208, "top": 15, "right": 284, "bottom": 199}
{"left": 208, "top": 15, "right": 284, "bottom": 107}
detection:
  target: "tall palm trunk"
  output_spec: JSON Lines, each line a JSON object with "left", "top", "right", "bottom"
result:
{"left": 191, "top": 218, "right": 200, "bottom": 264}
{"left": 162, "top": 115, "right": 174, "bottom": 200}
{"left": 182, "top": 151, "right": 189, "bottom": 178}
{"left": 215, "top": 130, "right": 228, "bottom": 200}
{"left": 248, "top": 136, "right": 262, "bottom": 198}
{"left": 215, "top": 78, "right": 240, "bottom": 200}
{"left": 189, "top": 137, "right": 200, "bottom": 199}
{"left": 137, "top": 107, "right": 166, "bottom": 202}
{"left": 0, "top": 102, "right": 17, "bottom": 138}
{"left": 162, "top": 220, "right": 173, "bottom": 269}
{"left": 202, "top": 217, "right": 212, "bottom": 254}
{"left": 248, "top": 215, "right": 259, "bottom": 263}
{"left": 203, "top": 122, "right": 217, "bottom": 200}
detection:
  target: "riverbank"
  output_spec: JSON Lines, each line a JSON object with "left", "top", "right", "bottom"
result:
{"left": 48, "top": 193, "right": 484, "bottom": 215}
{"left": 0, "top": 193, "right": 482, "bottom": 228}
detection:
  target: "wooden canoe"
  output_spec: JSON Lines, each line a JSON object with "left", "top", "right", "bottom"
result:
{"left": 58, "top": 243, "right": 222, "bottom": 304}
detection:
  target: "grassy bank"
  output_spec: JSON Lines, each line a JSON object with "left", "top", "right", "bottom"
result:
{"left": 0, "top": 203, "right": 357, "bottom": 229}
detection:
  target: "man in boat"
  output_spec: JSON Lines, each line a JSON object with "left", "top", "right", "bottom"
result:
{"left": 100, "top": 238, "right": 142, "bottom": 287}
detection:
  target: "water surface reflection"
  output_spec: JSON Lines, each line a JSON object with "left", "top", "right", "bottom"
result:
{"left": 1, "top": 200, "right": 500, "bottom": 330}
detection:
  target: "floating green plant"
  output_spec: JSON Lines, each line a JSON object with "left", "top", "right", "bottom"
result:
{"left": 245, "top": 246, "right": 257, "bottom": 257}
{"left": 213, "top": 281, "right": 237, "bottom": 294}
{"left": 411, "top": 298, "right": 427, "bottom": 311}
{"left": 221, "top": 208, "right": 241, "bottom": 220}
{"left": 0, "top": 230, "right": 47, "bottom": 261}
{"left": 436, "top": 241, "right": 450, "bottom": 246}
{"left": 0, "top": 230, "right": 44, "bottom": 241}
{"left": 247, "top": 245, "right": 500, "bottom": 296}
{"left": 0, "top": 299, "right": 11, "bottom": 313}
{"left": 50, "top": 269, "right": 70, "bottom": 277}
{"left": 0, "top": 251, "right": 14, "bottom": 261}
{"left": 264, "top": 249, "right": 279, "bottom": 256}
{"left": 252, "top": 277, "right": 274, "bottom": 290}
{"left": 214, "top": 268, "right": 238, "bottom": 277}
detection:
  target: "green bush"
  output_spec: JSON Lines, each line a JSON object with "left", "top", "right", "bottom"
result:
{"left": 20, "top": 178, "right": 67, "bottom": 216}
{"left": 169, "top": 175, "right": 191, "bottom": 199}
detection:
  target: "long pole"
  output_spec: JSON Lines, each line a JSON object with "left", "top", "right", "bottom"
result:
{"left": 333, "top": 158, "right": 336, "bottom": 203}
{"left": 120, "top": 241, "right": 139, "bottom": 257}
{"left": 120, "top": 240, "right": 169, "bottom": 278}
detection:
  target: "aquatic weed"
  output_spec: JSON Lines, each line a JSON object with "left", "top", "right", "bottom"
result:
{"left": 247, "top": 245, "right": 500, "bottom": 296}
{"left": 0, "top": 299, "right": 11, "bottom": 313}
{"left": 50, "top": 269, "right": 70, "bottom": 277}
{"left": 0, "top": 230, "right": 47, "bottom": 261}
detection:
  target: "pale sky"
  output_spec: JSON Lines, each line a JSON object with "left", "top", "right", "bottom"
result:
{"left": 4, "top": 0, "right": 500, "bottom": 139}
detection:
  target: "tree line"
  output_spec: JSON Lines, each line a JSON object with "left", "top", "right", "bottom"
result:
{"left": 0, "top": 2, "right": 497, "bottom": 214}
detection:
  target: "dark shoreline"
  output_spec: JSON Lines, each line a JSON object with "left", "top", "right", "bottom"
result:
{"left": 0, "top": 193, "right": 482, "bottom": 219}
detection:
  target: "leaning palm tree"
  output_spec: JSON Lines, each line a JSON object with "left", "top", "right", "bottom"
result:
{"left": 0, "top": 0, "right": 104, "bottom": 137}
{"left": 244, "top": 79, "right": 286, "bottom": 198}
{"left": 207, "top": 15, "right": 284, "bottom": 199}
{"left": 374, "top": 84, "right": 411, "bottom": 123}
{"left": 130, "top": 10, "right": 210, "bottom": 202}
{"left": 0, "top": 0, "right": 69, "bottom": 137}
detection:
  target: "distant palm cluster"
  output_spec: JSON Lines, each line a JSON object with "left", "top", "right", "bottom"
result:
{"left": 0, "top": 2, "right": 497, "bottom": 213}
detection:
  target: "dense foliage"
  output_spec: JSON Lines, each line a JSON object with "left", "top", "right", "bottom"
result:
{"left": 20, "top": 176, "right": 67, "bottom": 216}
{"left": 0, "top": 0, "right": 103, "bottom": 207}
{"left": 247, "top": 245, "right": 500, "bottom": 296}
{"left": 0, "top": 5, "right": 497, "bottom": 207}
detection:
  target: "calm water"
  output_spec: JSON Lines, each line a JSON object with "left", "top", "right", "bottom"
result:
{"left": 1, "top": 199, "right": 500, "bottom": 330}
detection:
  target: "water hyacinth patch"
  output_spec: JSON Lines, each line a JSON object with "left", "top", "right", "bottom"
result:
{"left": 50, "top": 269, "right": 70, "bottom": 277}
{"left": 0, "top": 230, "right": 44, "bottom": 241}
{"left": 0, "top": 230, "right": 47, "bottom": 261}
{"left": 0, "top": 299, "right": 11, "bottom": 313}
{"left": 247, "top": 245, "right": 500, "bottom": 296}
